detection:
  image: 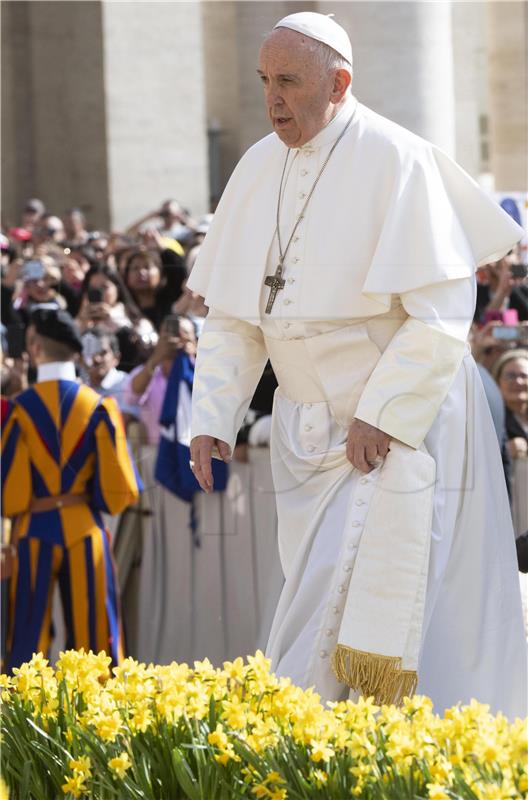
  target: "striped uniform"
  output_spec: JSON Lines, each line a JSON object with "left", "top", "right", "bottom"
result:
{"left": 1, "top": 378, "right": 141, "bottom": 671}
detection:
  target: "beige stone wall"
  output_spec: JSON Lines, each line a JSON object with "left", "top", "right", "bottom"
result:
{"left": 452, "top": 1, "right": 489, "bottom": 179}
{"left": 318, "top": 1, "right": 456, "bottom": 154}
{"left": 201, "top": 1, "right": 241, "bottom": 198}
{"left": 101, "top": 1, "right": 209, "bottom": 227}
{"left": 487, "top": 1, "right": 527, "bottom": 191}
{"left": 2, "top": 0, "right": 525, "bottom": 224}
{"left": 2, "top": 2, "right": 34, "bottom": 228}
{"left": 233, "top": 1, "right": 313, "bottom": 155}
{"left": 1, "top": 1, "right": 109, "bottom": 229}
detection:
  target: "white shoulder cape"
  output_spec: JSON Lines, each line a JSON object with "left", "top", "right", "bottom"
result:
{"left": 188, "top": 101, "right": 523, "bottom": 322}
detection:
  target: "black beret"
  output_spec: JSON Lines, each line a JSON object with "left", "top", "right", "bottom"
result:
{"left": 30, "top": 307, "right": 83, "bottom": 354}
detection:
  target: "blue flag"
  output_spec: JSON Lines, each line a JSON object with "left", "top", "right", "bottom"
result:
{"left": 155, "top": 352, "right": 228, "bottom": 544}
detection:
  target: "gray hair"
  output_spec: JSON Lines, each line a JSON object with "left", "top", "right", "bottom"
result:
{"left": 309, "top": 37, "right": 353, "bottom": 77}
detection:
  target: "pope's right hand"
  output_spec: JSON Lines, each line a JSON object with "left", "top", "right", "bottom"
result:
{"left": 190, "top": 435, "right": 231, "bottom": 493}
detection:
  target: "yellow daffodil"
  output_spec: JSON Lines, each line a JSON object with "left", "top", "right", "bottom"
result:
{"left": 427, "top": 783, "right": 451, "bottom": 800}
{"left": 108, "top": 752, "right": 132, "bottom": 779}
{"left": 61, "top": 774, "right": 87, "bottom": 797}
{"left": 1, "top": 649, "right": 526, "bottom": 800}
{"left": 94, "top": 710, "right": 123, "bottom": 742}
{"left": 68, "top": 757, "right": 91, "bottom": 778}
{"left": 309, "top": 740, "right": 334, "bottom": 763}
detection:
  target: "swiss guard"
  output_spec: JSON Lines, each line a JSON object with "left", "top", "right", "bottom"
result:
{"left": 1, "top": 308, "right": 141, "bottom": 670}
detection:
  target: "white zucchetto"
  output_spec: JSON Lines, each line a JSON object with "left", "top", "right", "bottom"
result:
{"left": 274, "top": 11, "right": 353, "bottom": 67}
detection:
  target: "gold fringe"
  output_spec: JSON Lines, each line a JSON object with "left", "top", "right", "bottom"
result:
{"left": 331, "top": 645, "right": 418, "bottom": 706}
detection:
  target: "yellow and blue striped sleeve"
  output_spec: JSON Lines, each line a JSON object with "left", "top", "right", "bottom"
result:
{"left": 1, "top": 403, "right": 32, "bottom": 518}
{"left": 92, "top": 396, "right": 141, "bottom": 514}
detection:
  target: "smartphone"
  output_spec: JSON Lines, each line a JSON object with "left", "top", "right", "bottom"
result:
{"left": 492, "top": 326, "right": 520, "bottom": 341}
{"left": 21, "top": 259, "right": 45, "bottom": 282}
{"left": 6, "top": 324, "right": 27, "bottom": 358}
{"left": 511, "top": 263, "right": 528, "bottom": 279}
{"left": 163, "top": 315, "right": 181, "bottom": 336}
{"left": 87, "top": 287, "right": 104, "bottom": 303}
{"left": 82, "top": 332, "right": 104, "bottom": 365}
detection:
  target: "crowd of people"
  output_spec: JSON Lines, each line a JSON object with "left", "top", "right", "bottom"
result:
{"left": 0, "top": 196, "right": 276, "bottom": 670}
{"left": 1, "top": 196, "right": 526, "bottom": 474}
{"left": 0, "top": 194, "right": 527, "bottom": 670}
{"left": 1, "top": 198, "right": 278, "bottom": 451}
{"left": 2, "top": 201, "right": 207, "bottom": 425}
{"left": 469, "top": 243, "right": 528, "bottom": 560}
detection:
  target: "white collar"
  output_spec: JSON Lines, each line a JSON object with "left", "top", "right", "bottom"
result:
{"left": 37, "top": 361, "right": 77, "bottom": 383}
{"left": 295, "top": 94, "right": 358, "bottom": 152}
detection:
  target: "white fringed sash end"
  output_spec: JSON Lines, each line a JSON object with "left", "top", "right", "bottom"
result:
{"left": 332, "top": 443, "right": 436, "bottom": 705}
{"left": 332, "top": 646, "right": 418, "bottom": 705}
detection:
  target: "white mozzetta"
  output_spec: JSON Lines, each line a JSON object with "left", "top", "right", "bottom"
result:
{"left": 188, "top": 95, "right": 523, "bottom": 324}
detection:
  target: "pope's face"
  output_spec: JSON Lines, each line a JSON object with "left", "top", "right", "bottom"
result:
{"left": 258, "top": 29, "right": 340, "bottom": 148}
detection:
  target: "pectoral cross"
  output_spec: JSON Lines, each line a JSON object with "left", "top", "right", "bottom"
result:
{"left": 264, "top": 264, "right": 286, "bottom": 314}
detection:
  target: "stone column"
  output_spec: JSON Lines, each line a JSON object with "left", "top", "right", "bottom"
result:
{"left": 233, "top": 1, "right": 317, "bottom": 154}
{"left": 101, "top": 1, "right": 209, "bottom": 228}
{"left": 452, "top": 1, "right": 490, "bottom": 180}
{"left": 201, "top": 1, "right": 242, "bottom": 200}
{"left": 317, "top": 0, "right": 456, "bottom": 154}
{"left": 487, "top": 1, "right": 527, "bottom": 191}
{"left": 1, "top": 1, "right": 110, "bottom": 229}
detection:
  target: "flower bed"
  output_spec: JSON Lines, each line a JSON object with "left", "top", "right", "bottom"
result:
{"left": 1, "top": 650, "right": 526, "bottom": 799}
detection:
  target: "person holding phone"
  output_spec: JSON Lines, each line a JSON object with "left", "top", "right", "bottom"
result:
{"left": 476, "top": 251, "right": 528, "bottom": 323}
{"left": 76, "top": 264, "right": 157, "bottom": 371}
{"left": 81, "top": 327, "right": 139, "bottom": 420}
{"left": 77, "top": 264, "right": 145, "bottom": 332}
{"left": 6, "top": 257, "right": 66, "bottom": 330}
{"left": 124, "top": 315, "right": 196, "bottom": 445}
{"left": 123, "top": 248, "right": 186, "bottom": 331}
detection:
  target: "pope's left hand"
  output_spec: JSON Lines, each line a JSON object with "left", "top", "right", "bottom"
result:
{"left": 346, "top": 419, "right": 391, "bottom": 474}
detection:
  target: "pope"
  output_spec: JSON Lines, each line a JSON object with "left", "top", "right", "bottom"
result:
{"left": 188, "top": 12, "right": 527, "bottom": 715}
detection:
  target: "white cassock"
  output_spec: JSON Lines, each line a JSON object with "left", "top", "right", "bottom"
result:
{"left": 187, "top": 94, "right": 527, "bottom": 717}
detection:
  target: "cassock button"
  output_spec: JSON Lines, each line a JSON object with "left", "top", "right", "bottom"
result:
{"left": 304, "top": 424, "right": 313, "bottom": 432}
{"left": 351, "top": 521, "right": 361, "bottom": 528}
{"left": 337, "top": 585, "right": 345, "bottom": 594}
{"left": 283, "top": 298, "right": 292, "bottom": 305}
{"left": 299, "top": 192, "right": 307, "bottom": 199}
{"left": 283, "top": 322, "right": 290, "bottom": 329}
{"left": 305, "top": 403, "right": 312, "bottom": 409}
{"left": 348, "top": 542, "right": 357, "bottom": 550}
{"left": 332, "top": 606, "right": 340, "bottom": 614}
{"left": 287, "top": 277, "right": 295, "bottom": 284}
{"left": 293, "top": 257, "right": 300, "bottom": 263}
{"left": 300, "top": 169, "right": 308, "bottom": 176}
{"left": 360, "top": 477, "right": 370, "bottom": 485}
{"left": 325, "top": 629, "right": 333, "bottom": 637}
{"left": 319, "top": 650, "right": 328, "bottom": 658}
{"left": 344, "top": 564, "right": 352, "bottom": 572}
{"left": 293, "top": 236, "right": 300, "bottom": 242}
{"left": 355, "top": 499, "right": 365, "bottom": 506}
{"left": 307, "top": 445, "right": 316, "bottom": 453}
